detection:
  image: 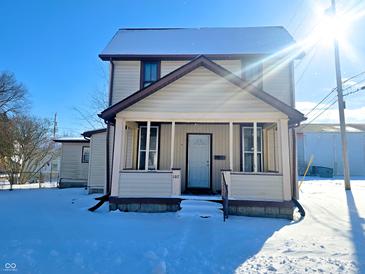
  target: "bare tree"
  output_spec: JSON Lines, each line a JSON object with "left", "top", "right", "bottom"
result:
{"left": 0, "top": 71, "right": 28, "bottom": 116}
{"left": 0, "top": 116, "right": 55, "bottom": 189}
{"left": 73, "top": 63, "right": 108, "bottom": 129}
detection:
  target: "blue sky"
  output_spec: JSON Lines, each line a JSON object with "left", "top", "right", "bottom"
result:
{"left": 1, "top": 0, "right": 365, "bottom": 136}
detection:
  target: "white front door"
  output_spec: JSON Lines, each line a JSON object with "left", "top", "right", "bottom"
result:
{"left": 187, "top": 134, "right": 211, "bottom": 189}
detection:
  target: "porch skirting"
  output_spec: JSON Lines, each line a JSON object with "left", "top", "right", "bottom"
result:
{"left": 227, "top": 200, "right": 294, "bottom": 220}
{"left": 109, "top": 197, "right": 182, "bottom": 213}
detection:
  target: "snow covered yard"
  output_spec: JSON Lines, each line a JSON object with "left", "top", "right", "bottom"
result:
{"left": 0, "top": 179, "right": 364, "bottom": 274}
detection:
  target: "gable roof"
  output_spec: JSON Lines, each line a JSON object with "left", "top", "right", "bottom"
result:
{"left": 297, "top": 124, "right": 365, "bottom": 133}
{"left": 99, "top": 27, "right": 296, "bottom": 60}
{"left": 53, "top": 137, "right": 89, "bottom": 143}
{"left": 99, "top": 56, "right": 306, "bottom": 124}
{"left": 82, "top": 128, "right": 107, "bottom": 138}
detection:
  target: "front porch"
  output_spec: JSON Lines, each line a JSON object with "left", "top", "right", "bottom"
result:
{"left": 109, "top": 117, "right": 295, "bottom": 218}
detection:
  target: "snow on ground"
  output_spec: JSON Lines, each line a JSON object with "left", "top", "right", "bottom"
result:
{"left": 0, "top": 181, "right": 57, "bottom": 190}
{"left": 0, "top": 178, "right": 364, "bottom": 274}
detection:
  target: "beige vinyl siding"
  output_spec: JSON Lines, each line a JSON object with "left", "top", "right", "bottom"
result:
{"left": 214, "top": 59, "right": 242, "bottom": 77}
{"left": 112, "top": 61, "right": 141, "bottom": 104}
{"left": 60, "top": 143, "right": 89, "bottom": 181}
{"left": 119, "top": 171, "right": 173, "bottom": 197}
{"left": 126, "top": 67, "right": 284, "bottom": 115}
{"left": 161, "top": 61, "right": 188, "bottom": 77}
{"left": 161, "top": 60, "right": 241, "bottom": 78}
{"left": 229, "top": 173, "right": 283, "bottom": 201}
{"left": 88, "top": 132, "right": 106, "bottom": 191}
{"left": 262, "top": 60, "right": 292, "bottom": 106}
{"left": 159, "top": 124, "right": 238, "bottom": 192}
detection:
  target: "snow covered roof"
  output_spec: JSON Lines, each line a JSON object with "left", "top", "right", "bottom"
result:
{"left": 53, "top": 137, "right": 89, "bottom": 143}
{"left": 82, "top": 128, "right": 107, "bottom": 138}
{"left": 297, "top": 124, "right": 365, "bottom": 133}
{"left": 99, "top": 27, "right": 296, "bottom": 60}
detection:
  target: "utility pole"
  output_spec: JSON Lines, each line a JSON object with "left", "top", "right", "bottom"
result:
{"left": 331, "top": 0, "right": 351, "bottom": 190}
{"left": 53, "top": 113, "right": 58, "bottom": 138}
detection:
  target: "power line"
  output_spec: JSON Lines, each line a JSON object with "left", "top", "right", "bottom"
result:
{"left": 304, "top": 71, "right": 365, "bottom": 117}
{"left": 302, "top": 84, "right": 365, "bottom": 127}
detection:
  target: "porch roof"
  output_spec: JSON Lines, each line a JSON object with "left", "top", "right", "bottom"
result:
{"left": 99, "top": 55, "right": 306, "bottom": 124}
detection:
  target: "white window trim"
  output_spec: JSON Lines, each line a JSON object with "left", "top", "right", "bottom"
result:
{"left": 242, "top": 126, "right": 263, "bottom": 172}
{"left": 137, "top": 125, "right": 159, "bottom": 170}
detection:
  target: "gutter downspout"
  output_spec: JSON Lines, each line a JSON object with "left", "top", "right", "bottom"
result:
{"left": 89, "top": 60, "right": 114, "bottom": 212}
{"left": 289, "top": 122, "right": 305, "bottom": 218}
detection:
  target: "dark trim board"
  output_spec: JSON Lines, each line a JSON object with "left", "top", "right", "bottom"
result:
{"left": 82, "top": 128, "right": 107, "bottom": 138}
{"left": 53, "top": 139, "right": 89, "bottom": 143}
{"left": 185, "top": 133, "right": 213, "bottom": 193}
{"left": 100, "top": 53, "right": 275, "bottom": 61}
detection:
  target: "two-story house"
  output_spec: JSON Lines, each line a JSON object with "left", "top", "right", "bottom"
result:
{"left": 92, "top": 27, "right": 305, "bottom": 219}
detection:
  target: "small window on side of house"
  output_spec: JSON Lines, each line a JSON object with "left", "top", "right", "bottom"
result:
{"left": 82, "top": 146, "right": 90, "bottom": 163}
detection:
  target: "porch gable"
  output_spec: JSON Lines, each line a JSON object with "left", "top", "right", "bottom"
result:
{"left": 100, "top": 56, "right": 305, "bottom": 124}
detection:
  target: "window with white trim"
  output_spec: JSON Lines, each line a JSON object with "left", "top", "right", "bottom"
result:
{"left": 138, "top": 126, "right": 159, "bottom": 170}
{"left": 242, "top": 126, "right": 263, "bottom": 172}
{"left": 81, "top": 146, "right": 90, "bottom": 163}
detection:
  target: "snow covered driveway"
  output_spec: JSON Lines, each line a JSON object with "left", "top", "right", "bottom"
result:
{"left": 0, "top": 179, "right": 364, "bottom": 274}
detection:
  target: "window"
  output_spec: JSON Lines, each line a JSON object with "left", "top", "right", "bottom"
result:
{"left": 242, "top": 126, "right": 263, "bottom": 172}
{"left": 141, "top": 61, "right": 160, "bottom": 88}
{"left": 138, "top": 126, "right": 159, "bottom": 170}
{"left": 81, "top": 146, "right": 90, "bottom": 163}
{"left": 241, "top": 60, "right": 263, "bottom": 89}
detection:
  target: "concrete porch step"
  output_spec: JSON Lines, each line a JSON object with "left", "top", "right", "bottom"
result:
{"left": 177, "top": 200, "right": 223, "bottom": 219}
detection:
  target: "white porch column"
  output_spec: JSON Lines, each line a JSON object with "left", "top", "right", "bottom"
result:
{"left": 229, "top": 122, "right": 233, "bottom": 171}
{"left": 111, "top": 118, "right": 126, "bottom": 197}
{"left": 253, "top": 122, "right": 258, "bottom": 172}
{"left": 170, "top": 121, "right": 175, "bottom": 169}
{"left": 145, "top": 121, "right": 151, "bottom": 170}
{"left": 279, "top": 119, "right": 291, "bottom": 200}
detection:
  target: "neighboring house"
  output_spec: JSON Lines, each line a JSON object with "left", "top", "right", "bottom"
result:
{"left": 53, "top": 137, "right": 90, "bottom": 188}
{"left": 297, "top": 124, "right": 365, "bottom": 177}
{"left": 82, "top": 128, "right": 107, "bottom": 194}
{"left": 95, "top": 27, "right": 306, "bottom": 219}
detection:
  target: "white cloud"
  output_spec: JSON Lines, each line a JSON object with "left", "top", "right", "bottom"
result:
{"left": 296, "top": 101, "right": 365, "bottom": 123}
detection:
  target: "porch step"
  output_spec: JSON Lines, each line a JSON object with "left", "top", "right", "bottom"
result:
{"left": 178, "top": 200, "right": 222, "bottom": 219}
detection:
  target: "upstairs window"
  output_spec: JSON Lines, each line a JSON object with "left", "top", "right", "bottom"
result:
{"left": 141, "top": 61, "right": 160, "bottom": 88}
{"left": 81, "top": 146, "right": 90, "bottom": 163}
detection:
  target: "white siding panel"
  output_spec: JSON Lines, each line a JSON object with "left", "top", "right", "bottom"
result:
{"left": 88, "top": 132, "right": 106, "bottom": 190}
{"left": 126, "top": 67, "right": 282, "bottom": 114}
{"left": 119, "top": 172, "right": 173, "bottom": 197}
{"left": 161, "top": 61, "right": 188, "bottom": 77}
{"left": 229, "top": 173, "right": 283, "bottom": 201}
{"left": 215, "top": 59, "right": 242, "bottom": 76}
{"left": 263, "top": 60, "right": 292, "bottom": 105}
{"left": 112, "top": 61, "right": 141, "bottom": 104}
{"left": 60, "top": 143, "right": 89, "bottom": 181}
